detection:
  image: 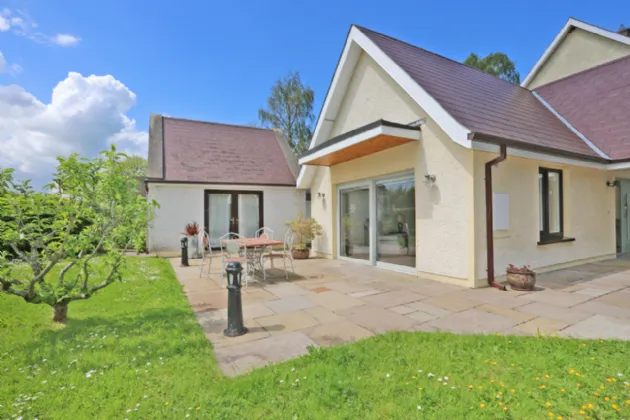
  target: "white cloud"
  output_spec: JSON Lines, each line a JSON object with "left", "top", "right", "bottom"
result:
{"left": 1, "top": 8, "right": 80, "bottom": 46}
{"left": 0, "top": 73, "right": 147, "bottom": 185}
{"left": 0, "top": 15, "right": 9, "bottom": 31}
{"left": 52, "top": 33, "right": 80, "bottom": 47}
{"left": 9, "top": 63, "right": 22, "bottom": 75}
{"left": 0, "top": 50, "right": 22, "bottom": 76}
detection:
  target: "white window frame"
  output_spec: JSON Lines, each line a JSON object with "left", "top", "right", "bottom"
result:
{"left": 336, "top": 170, "right": 416, "bottom": 274}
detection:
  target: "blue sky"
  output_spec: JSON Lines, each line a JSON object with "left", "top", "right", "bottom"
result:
{"left": 0, "top": 0, "right": 627, "bottom": 184}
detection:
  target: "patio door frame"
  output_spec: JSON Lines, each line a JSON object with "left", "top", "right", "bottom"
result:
{"left": 336, "top": 170, "right": 415, "bottom": 274}
{"left": 203, "top": 189, "right": 264, "bottom": 249}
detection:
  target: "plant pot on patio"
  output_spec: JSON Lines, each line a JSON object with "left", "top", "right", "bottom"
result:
{"left": 506, "top": 264, "right": 536, "bottom": 291}
{"left": 291, "top": 248, "right": 310, "bottom": 260}
{"left": 285, "top": 214, "right": 323, "bottom": 261}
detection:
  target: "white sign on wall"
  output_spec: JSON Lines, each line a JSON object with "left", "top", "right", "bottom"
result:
{"left": 493, "top": 193, "right": 510, "bottom": 231}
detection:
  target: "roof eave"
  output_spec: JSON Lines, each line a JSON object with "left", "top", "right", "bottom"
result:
{"left": 469, "top": 132, "right": 609, "bottom": 164}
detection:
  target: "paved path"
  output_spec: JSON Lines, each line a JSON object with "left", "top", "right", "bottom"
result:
{"left": 171, "top": 257, "right": 630, "bottom": 376}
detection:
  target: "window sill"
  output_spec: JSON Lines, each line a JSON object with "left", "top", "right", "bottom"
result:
{"left": 537, "top": 237, "right": 575, "bottom": 246}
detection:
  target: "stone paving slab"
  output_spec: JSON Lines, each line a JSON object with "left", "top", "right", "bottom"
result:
{"left": 406, "top": 300, "right": 453, "bottom": 318}
{"left": 303, "top": 306, "right": 344, "bottom": 324}
{"left": 422, "top": 295, "right": 482, "bottom": 312}
{"left": 348, "top": 289, "right": 383, "bottom": 298}
{"left": 255, "top": 310, "right": 320, "bottom": 335}
{"left": 264, "top": 282, "right": 313, "bottom": 299}
{"left": 559, "top": 314, "right": 630, "bottom": 340}
{"left": 307, "top": 290, "right": 366, "bottom": 312}
{"left": 361, "top": 289, "right": 428, "bottom": 308}
{"left": 342, "top": 305, "right": 419, "bottom": 334}
{"left": 214, "top": 332, "right": 316, "bottom": 376}
{"left": 303, "top": 320, "right": 374, "bottom": 347}
{"left": 592, "top": 292, "right": 630, "bottom": 309}
{"left": 573, "top": 288, "right": 614, "bottom": 297}
{"left": 517, "top": 289, "right": 593, "bottom": 308}
{"left": 515, "top": 302, "right": 593, "bottom": 324}
{"left": 511, "top": 317, "right": 568, "bottom": 335}
{"left": 324, "top": 280, "right": 373, "bottom": 295}
{"left": 428, "top": 308, "right": 520, "bottom": 334}
{"left": 476, "top": 304, "right": 536, "bottom": 323}
{"left": 264, "top": 296, "right": 317, "bottom": 314}
{"left": 576, "top": 300, "right": 630, "bottom": 320}
{"left": 389, "top": 305, "right": 417, "bottom": 315}
{"left": 406, "top": 310, "right": 437, "bottom": 323}
{"left": 203, "top": 319, "right": 271, "bottom": 349}
{"left": 196, "top": 302, "right": 274, "bottom": 325}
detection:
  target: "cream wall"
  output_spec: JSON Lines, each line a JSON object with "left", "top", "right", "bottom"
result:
{"left": 329, "top": 52, "right": 421, "bottom": 137}
{"left": 148, "top": 183, "right": 305, "bottom": 252}
{"left": 309, "top": 51, "right": 475, "bottom": 284}
{"left": 311, "top": 51, "right": 421, "bottom": 259}
{"left": 527, "top": 28, "right": 630, "bottom": 89}
{"left": 473, "top": 151, "right": 616, "bottom": 285}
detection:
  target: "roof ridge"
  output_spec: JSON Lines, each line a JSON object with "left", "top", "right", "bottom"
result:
{"left": 568, "top": 17, "right": 628, "bottom": 38}
{"left": 353, "top": 24, "right": 528, "bottom": 91}
{"left": 534, "top": 53, "right": 630, "bottom": 90}
{"left": 162, "top": 115, "right": 275, "bottom": 132}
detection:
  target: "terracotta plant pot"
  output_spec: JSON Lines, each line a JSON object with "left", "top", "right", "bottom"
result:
{"left": 506, "top": 269, "right": 536, "bottom": 291}
{"left": 291, "top": 248, "right": 310, "bottom": 260}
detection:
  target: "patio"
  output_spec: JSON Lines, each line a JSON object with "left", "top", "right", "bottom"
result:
{"left": 171, "top": 257, "right": 630, "bottom": 376}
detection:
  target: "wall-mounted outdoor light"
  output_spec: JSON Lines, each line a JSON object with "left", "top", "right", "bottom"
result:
{"left": 317, "top": 192, "right": 326, "bottom": 198}
{"left": 607, "top": 180, "right": 619, "bottom": 188}
{"left": 423, "top": 174, "right": 436, "bottom": 185}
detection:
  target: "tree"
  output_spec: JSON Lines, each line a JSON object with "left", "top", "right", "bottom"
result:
{"left": 258, "top": 71, "right": 315, "bottom": 154}
{"left": 463, "top": 52, "right": 520, "bottom": 84}
{"left": 0, "top": 146, "right": 158, "bottom": 322}
{"left": 119, "top": 155, "right": 148, "bottom": 177}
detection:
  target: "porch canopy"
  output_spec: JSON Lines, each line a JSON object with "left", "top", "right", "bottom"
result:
{"left": 298, "top": 120, "right": 421, "bottom": 166}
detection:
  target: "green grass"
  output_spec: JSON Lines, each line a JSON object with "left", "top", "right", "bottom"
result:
{"left": 1, "top": 257, "right": 629, "bottom": 419}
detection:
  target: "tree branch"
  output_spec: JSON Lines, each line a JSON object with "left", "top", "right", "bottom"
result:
{"left": 68, "top": 253, "right": 123, "bottom": 301}
{"left": 0, "top": 278, "right": 28, "bottom": 298}
{"left": 58, "top": 260, "right": 77, "bottom": 288}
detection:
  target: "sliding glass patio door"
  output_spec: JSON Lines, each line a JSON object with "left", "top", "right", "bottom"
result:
{"left": 204, "top": 190, "right": 262, "bottom": 248}
{"left": 338, "top": 172, "right": 415, "bottom": 272}
{"left": 340, "top": 186, "right": 370, "bottom": 261}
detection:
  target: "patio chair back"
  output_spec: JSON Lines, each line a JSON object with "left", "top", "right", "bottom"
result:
{"left": 225, "top": 240, "right": 241, "bottom": 256}
{"left": 199, "top": 230, "right": 211, "bottom": 257}
{"left": 284, "top": 228, "right": 296, "bottom": 252}
{"left": 255, "top": 227, "right": 274, "bottom": 240}
{"left": 219, "top": 232, "right": 241, "bottom": 255}
{"left": 199, "top": 230, "right": 212, "bottom": 278}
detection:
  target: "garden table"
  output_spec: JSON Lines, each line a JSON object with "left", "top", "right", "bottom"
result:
{"left": 221, "top": 237, "right": 283, "bottom": 281}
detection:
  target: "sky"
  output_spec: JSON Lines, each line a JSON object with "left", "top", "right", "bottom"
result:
{"left": 0, "top": 0, "right": 627, "bottom": 187}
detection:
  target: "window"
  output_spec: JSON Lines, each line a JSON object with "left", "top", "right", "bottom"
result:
{"left": 538, "top": 168, "right": 564, "bottom": 243}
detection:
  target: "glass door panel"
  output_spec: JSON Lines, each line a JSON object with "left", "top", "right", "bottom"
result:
{"left": 340, "top": 186, "right": 370, "bottom": 261}
{"left": 207, "top": 193, "right": 231, "bottom": 248}
{"left": 376, "top": 178, "right": 416, "bottom": 268}
{"left": 238, "top": 194, "right": 260, "bottom": 238}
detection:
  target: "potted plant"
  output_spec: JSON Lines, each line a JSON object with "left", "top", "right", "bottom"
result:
{"left": 285, "top": 214, "right": 323, "bottom": 260}
{"left": 182, "top": 222, "right": 201, "bottom": 259}
{"left": 506, "top": 264, "right": 536, "bottom": 291}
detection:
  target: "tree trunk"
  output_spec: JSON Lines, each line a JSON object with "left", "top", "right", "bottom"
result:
{"left": 53, "top": 303, "right": 68, "bottom": 323}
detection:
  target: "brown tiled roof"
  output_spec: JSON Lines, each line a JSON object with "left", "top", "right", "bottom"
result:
{"left": 356, "top": 26, "right": 602, "bottom": 159}
{"left": 161, "top": 117, "right": 297, "bottom": 185}
{"left": 535, "top": 54, "right": 630, "bottom": 160}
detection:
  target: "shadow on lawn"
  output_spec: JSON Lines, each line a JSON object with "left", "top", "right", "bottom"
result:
{"left": 16, "top": 307, "right": 212, "bottom": 366}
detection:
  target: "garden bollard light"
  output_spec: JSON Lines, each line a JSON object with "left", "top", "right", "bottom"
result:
{"left": 180, "top": 237, "right": 189, "bottom": 267}
{"left": 224, "top": 262, "right": 248, "bottom": 337}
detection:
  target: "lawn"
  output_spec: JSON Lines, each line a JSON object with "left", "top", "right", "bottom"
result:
{"left": 1, "top": 257, "right": 629, "bottom": 419}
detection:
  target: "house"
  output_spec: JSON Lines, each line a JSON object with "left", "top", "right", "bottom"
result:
{"left": 146, "top": 115, "right": 306, "bottom": 253}
{"left": 297, "top": 18, "right": 630, "bottom": 289}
